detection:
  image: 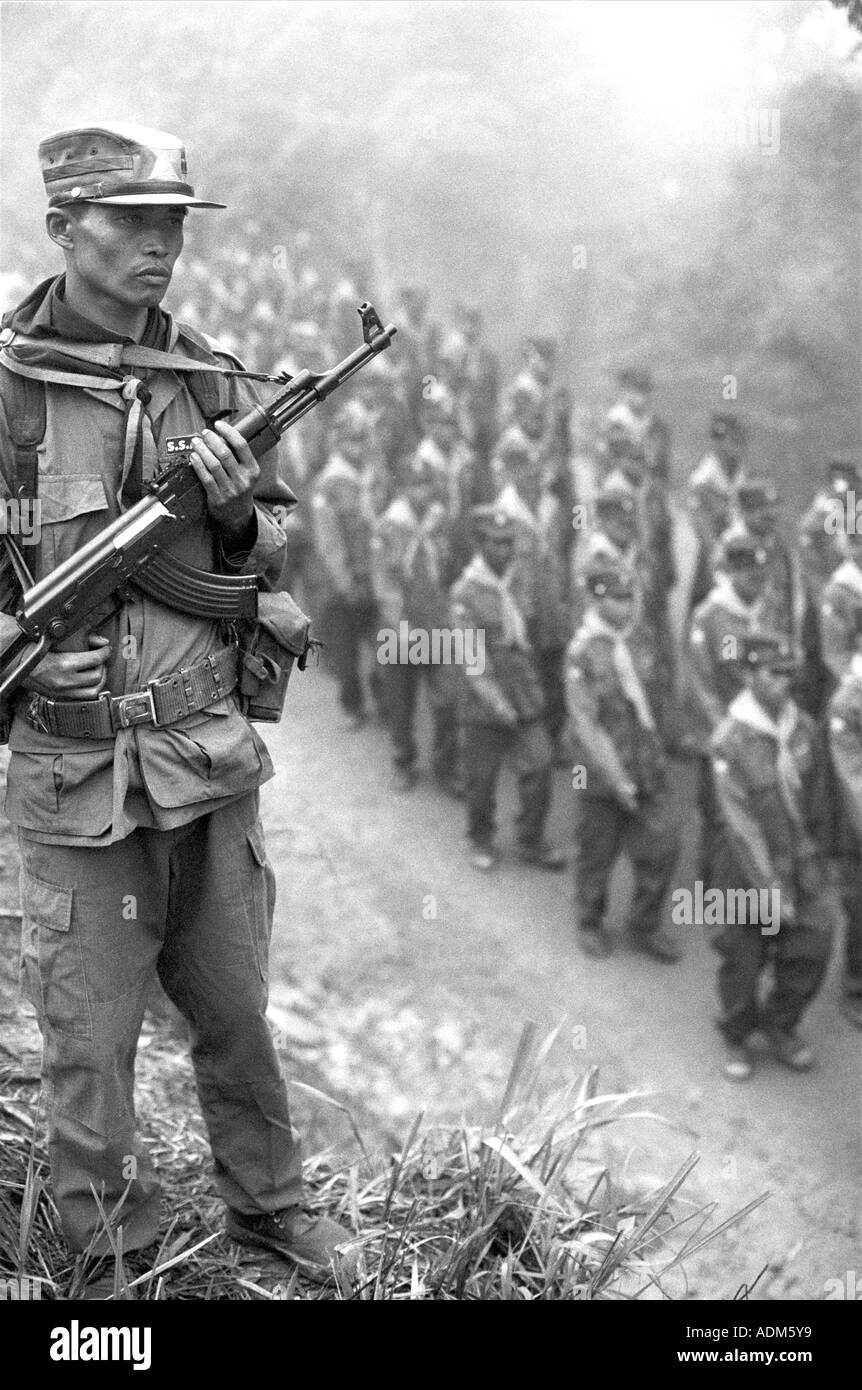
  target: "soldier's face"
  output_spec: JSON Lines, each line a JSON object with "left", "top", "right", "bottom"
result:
{"left": 750, "top": 666, "right": 792, "bottom": 714}
{"left": 517, "top": 402, "right": 545, "bottom": 438}
{"left": 623, "top": 388, "right": 649, "bottom": 416}
{"left": 339, "top": 429, "right": 368, "bottom": 464}
{"left": 56, "top": 204, "right": 186, "bottom": 311}
{"left": 742, "top": 505, "right": 776, "bottom": 538}
{"left": 598, "top": 592, "right": 636, "bottom": 629}
{"left": 510, "top": 468, "right": 541, "bottom": 511}
{"left": 602, "top": 513, "right": 636, "bottom": 549}
{"left": 481, "top": 533, "right": 515, "bottom": 574}
{"left": 731, "top": 565, "right": 766, "bottom": 604}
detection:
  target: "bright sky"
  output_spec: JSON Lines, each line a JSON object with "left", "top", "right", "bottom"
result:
{"left": 558, "top": 0, "right": 856, "bottom": 125}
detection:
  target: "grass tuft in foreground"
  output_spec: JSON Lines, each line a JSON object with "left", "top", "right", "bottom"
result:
{"left": 0, "top": 1021, "right": 768, "bottom": 1300}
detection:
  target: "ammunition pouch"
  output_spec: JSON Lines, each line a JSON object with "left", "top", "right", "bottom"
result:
{"left": 236, "top": 591, "right": 317, "bottom": 722}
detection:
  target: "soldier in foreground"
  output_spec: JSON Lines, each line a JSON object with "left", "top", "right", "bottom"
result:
{"left": 710, "top": 636, "right": 831, "bottom": 1080}
{"left": 0, "top": 124, "right": 352, "bottom": 1288}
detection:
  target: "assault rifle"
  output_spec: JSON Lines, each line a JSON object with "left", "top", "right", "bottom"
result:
{"left": 0, "top": 302, "right": 396, "bottom": 702}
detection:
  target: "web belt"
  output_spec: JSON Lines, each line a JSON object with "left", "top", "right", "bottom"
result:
{"left": 23, "top": 643, "right": 239, "bottom": 739}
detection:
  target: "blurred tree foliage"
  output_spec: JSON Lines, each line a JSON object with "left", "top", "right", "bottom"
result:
{"left": 1, "top": 0, "right": 859, "bottom": 494}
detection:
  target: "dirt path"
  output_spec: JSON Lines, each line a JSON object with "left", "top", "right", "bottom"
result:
{"left": 260, "top": 665, "right": 860, "bottom": 1300}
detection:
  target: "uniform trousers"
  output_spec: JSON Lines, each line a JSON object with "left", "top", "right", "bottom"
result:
{"left": 320, "top": 594, "right": 381, "bottom": 717}
{"left": 711, "top": 919, "right": 831, "bottom": 1044}
{"left": 18, "top": 790, "right": 302, "bottom": 1252}
{"left": 574, "top": 788, "right": 680, "bottom": 939}
{"left": 386, "top": 661, "right": 458, "bottom": 776}
{"left": 462, "top": 719, "right": 552, "bottom": 851}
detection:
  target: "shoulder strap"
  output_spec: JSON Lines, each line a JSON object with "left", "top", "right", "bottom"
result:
{"left": 0, "top": 361, "right": 45, "bottom": 502}
{"left": 175, "top": 321, "right": 241, "bottom": 426}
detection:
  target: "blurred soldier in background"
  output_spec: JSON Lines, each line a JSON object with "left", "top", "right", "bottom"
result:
{"left": 685, "top": 532, "right": 770, "bottom": 884}
{"left": 688, "top": 412, "right": 748, "bottom": 549}
{"left": 605, "top": 365, "right": 671, "bottom": 481}
{"left": 311, "top": 400, "right": 381, "bottom": 728}
{"left": 566, "top": 566, "right": 681, "bottom": 962}
{"left": 373, "top": 448, "right": 459, "bottom": 794}
{"left": 709, "top": 635, "right": 831, "bottom": 1080}
{"left": 826, "top": 608, "right": 862, "bottom": 1029}
{"left": 449, "top": 506, "right": 565, "bottom": 873}
{"left": 798, "top": 457, "right": 859, "bottom": 605}
{"left": 733, "top": 477, "right": 824, "bottom": 717}
{"left": 396, "top": 284, "right": 439, "bottom": 431}
{"left": 450, "top": 301, "right": 500, "bottom": 468}
{"left": 820, "top": 511, "right": 862, "bottom": 684}
{"left": 492, "top": 428, "right": 570, "bottom": 760}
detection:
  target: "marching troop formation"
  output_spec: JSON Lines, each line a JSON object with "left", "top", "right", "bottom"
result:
{"left": 115, "top": 254, "right": 862, "bottom": 1077}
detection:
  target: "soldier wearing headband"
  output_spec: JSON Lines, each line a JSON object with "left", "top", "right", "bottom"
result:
{"left": 0, "top": 123, "right": 351, "bottom": 1285}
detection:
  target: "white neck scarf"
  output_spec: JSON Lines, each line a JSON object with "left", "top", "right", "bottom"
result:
{"left": 727, "top": 687, "right": 803, "bottom": 825}
{"left": 579, "top": 606, "right": 656, "bottom": 731}
{"left": 830, "top": 559, "right": 862, "bottom": 598}
{"left": 463, "top": 552, "right": 529, "bottom": 649}
{"left": 710, "top": 573, "right": 763, "bottom": 623}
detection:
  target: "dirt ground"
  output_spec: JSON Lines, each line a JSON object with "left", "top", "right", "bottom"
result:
{"left": 258, "top": 663, "right": 860, "bottom": 1300}
{"left": 0, "top": 661, "right": 859, "bottom": 1300}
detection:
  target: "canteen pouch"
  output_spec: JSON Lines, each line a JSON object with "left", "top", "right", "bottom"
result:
{"left": 237, "top": 591, "right": 316, "bottom": 722}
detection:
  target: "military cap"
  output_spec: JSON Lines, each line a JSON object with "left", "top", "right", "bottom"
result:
{"left": 733, "top": 633, "right": 798, "bottom": 674}
{"left": 399, "top": 446, "right": 447, "bottom": 486}
{"left": 616, "top": 365, "right": 653, "bottom": 393}
{"left": 494, "top": 426, "right": 537, "bottom": 467}
{"left": 523, "top": 335, "right": 557, "bottom": 360}
{"left": 709, "top": 411, "right": 747, "bottom": 443}
{"left": 829, "top": 456, "right": 861, "bottom": 494}
{"left": 717, "top": 530, "right": 768, "bottom": 571}
{"left": 595, "top": 480, "right": 637, "bottom": 520}
{"left": 737, "top": 478, "right": 778, "bottom": 511}
{"left": 471, "top": 505, "right": 517, "bottom": 540}
{"left": 420, "top": 382, "right": 457, "bottom": 419}
{"left": 39, "top": 122, "right": 225, "bottom": 208}
{"left": 507, "top": 371, "right": 544, "bottom": 404}
{"left": 332, "top": 398, "right": 373, "bottom": 439}
{"left": 584, "top": 565, "right": 636, "bottom": 601}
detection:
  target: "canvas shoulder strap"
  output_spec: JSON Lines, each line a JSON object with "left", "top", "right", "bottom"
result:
{"left": 0, "top": 360, "right": 45, "bottom": 502}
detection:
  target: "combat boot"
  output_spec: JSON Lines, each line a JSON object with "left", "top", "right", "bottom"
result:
{"left": 227, "top": 1206, "right": 354, "bottom": 1284}
{"left": 764, "top": 1029, "right": 815, "bottom": 1072}
{"left": 577, "top": 927, "right": 614, "bottom": 959}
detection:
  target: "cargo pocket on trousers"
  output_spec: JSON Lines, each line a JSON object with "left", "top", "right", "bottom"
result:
{"left": 21, "top": 869, "right": 92, "bottom": 1041}
{"left": 246, "top": 822, "right": 273, "bottom": 984}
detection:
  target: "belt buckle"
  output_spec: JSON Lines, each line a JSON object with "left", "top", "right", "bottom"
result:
{"left": 112, "top": 685, "right": 157, "bottom": 730}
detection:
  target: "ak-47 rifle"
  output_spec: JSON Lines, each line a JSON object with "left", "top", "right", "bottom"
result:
{"left": 0, "top": 302, "right": 396, "bottom": 702}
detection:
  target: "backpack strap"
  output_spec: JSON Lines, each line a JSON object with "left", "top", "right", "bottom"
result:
{"left": 0, "top": 361, "right": 45, "bottom": 503}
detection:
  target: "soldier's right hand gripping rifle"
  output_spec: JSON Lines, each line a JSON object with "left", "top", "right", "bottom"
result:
{"left": 0, "top": 304, "right": 397, "bottom": 705}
